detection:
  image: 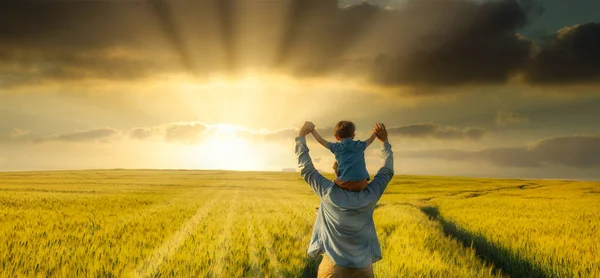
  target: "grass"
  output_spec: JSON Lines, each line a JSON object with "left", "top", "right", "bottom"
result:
{"left": 0, "top": 170, "right": 598, "bottom": 277}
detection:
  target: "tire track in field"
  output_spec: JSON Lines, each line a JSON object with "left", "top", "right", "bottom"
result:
{"left": 244, "top": 197, "right": 260, "bottom": 276}
{"left": 210, "top": 191, "right": 240, "bottom": 277}
{"left": 257, "top": 189, "right": 314, "bottom": 275}
{"left": 419, "top": 183, "right": 547, "bottom": 202}
{"left": 268, "top": 190, "right": 314, "bottom": 242}
{"left": 254, "top": 192, "right": 283, "bottom": 276}
{"left": 132, "top": 190, "right": 224, "bottom": 277}
{"left": 116, "top": 190, "right": 214, "bottom": 227}
{"left": 269, "top": 190, "right": 323, "bottom": 277}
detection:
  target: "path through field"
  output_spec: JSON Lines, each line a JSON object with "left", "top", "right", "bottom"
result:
{"left": 0, "top": 170, "right": 598, "bottom": 277}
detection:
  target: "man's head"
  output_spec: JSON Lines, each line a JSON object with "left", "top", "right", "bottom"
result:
{"left": 334, "top": 121, "right": 355, "bottom": 141}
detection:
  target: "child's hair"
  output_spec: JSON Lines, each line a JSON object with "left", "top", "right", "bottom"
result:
{"left": 334, "top": 121, "right": 355, "bottom": 139}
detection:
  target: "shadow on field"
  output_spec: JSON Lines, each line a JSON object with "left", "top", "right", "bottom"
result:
{"left": 297, "top": 256, "right": 321, "bottom": 277}
{"left": 420, "top": 206, "right": 547, "bottom": 278}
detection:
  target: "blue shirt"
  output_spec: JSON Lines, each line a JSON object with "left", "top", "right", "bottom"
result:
{"left": 295, "top": 136, "right": 394, "bottom": 268}
{"left": 328, "top": 138, "right": 370, "bottom": 182}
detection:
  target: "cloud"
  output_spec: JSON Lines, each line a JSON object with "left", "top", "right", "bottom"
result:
{"left": 533, "top": 136, "right": 600, "bottom": 168}
{"left": 129, "top": 122, "right": 329, "bottom": 144}
{"left": 401, "top": 135, "right": 600, "bottom": 168}
{"left": 401, "top": 147, "right": 542, "bottom": 167}
{"left": 496, "top": 110, "right": 529, "bottom": 126}
{"left": 247, "top": 127, "right": 335, "bottom": 142}
{"left": 388, "top": 123, "right": 487, "bottom": 140}
{"left": 367, "top": 0, "right": 536, "bottom": 86}
{"left": 0, "top": 1, "right": 220, "bottom": 87}
{"left": 34, "top": 128, "right": 120, "bottom": 143}
{"left": 0, "top": 0, "right": 597, "bottom": 89}
{"left": 28, "top": 122, "right": 299, "bottom": 145}
{"left": 129, "top": 122, "right": 209, "bottom": 144}
{"left": 0, "top": 46, "right": 171, "bottom": 88}
{"left": 261, "top": 128, "right": 300, "bottom": 142}
{"left": 527, "top": 23, "right": 600, "bottom": 84}
{"left": 8, "top": 128, "right": 31, "bottom": 138}
{"left": 164, "top": 123, "right": 209, "bottom": 143}
{"left": 129, "top": 127, "right": 158, "bottom": 140}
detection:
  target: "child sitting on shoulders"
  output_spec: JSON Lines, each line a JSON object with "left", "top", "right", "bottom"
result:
{"left": 311, "top": 121, "right": 376, "bottom": 191}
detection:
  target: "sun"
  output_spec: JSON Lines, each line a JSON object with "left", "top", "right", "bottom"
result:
{"left": 194, "top": 124, "right": 261, "bottom": 171}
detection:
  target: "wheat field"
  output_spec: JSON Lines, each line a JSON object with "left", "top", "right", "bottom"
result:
{"left": 0, "top": 170, "right": 598, "bottom": 277}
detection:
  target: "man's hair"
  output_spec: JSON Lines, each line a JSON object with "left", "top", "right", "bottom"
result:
{"left": 334, "top": 121, "right": 355, "bottom": 139}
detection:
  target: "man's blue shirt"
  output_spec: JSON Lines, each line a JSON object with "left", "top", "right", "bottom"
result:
{"left": 327, "top": 138, "right": 370, "bottom": 182}
{"left": 295, "top": 136, "right": 394, "bottom": 268}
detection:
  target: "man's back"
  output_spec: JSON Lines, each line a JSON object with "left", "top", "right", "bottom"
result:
{"left": 311, "top": 187, "right": 381, "bottom": 268}
{"left": 295, "top": 135, "right": 394, "bottom": 269}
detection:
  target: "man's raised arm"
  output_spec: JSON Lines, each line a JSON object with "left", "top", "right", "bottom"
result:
{"left": 367, "top": 123, "right": 394, "bottom": 198}
{"left": 296, "top": 121, "right": 332, "bottom": 197}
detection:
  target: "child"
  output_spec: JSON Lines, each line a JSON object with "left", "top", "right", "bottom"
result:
{"left": 311, "top": 121, "right": 376, "bottom": 191}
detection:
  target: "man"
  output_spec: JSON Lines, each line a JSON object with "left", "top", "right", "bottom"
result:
{"left": 295, "top": 122, "right": 394, "bottom": 278}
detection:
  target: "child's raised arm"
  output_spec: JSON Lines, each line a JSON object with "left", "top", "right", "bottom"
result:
{"left": 364, "top": 131, "right": 377, "bottom": 148}
{"left": 311, "top": 129, "right": 330, "bottom": 149}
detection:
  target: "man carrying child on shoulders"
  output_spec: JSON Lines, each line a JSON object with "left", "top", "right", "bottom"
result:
{"left": 295, "top": 121, "right": 394, "bottom": 278}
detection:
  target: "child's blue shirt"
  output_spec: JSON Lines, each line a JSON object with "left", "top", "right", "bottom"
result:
{"left": 328, "top": 138, "right": 369, "bottom": 182}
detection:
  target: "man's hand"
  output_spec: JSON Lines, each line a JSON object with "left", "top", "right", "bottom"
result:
{"left": 299, "top": 121, "right": 315, "bottom": 137}
{"left": 374, "top": 123, "right": 388, "bottom": 142}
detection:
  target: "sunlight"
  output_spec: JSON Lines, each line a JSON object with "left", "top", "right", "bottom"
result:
{"left": 194, "top": 124, "right": 261, "bottom": 171}
{"left": 170, "top": 72, "right": 371, "bottom": 131}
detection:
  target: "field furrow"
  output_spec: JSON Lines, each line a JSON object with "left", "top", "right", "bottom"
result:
{"left": 134, "top": 190, "right": 224, "bottom": 277}
{"left": 0, "top": 170, "right": 597, "bottom": 277}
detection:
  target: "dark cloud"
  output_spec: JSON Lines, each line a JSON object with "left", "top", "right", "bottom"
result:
{"left": 0, "top": 0, "right": 231, "bottom": 86}
{"left": 388, "top": 123, "right": 487, "bottom": 140}
{"left": 402, "top": 135, "right": 600, "bottom": 168}
{"left": 479, "top": 147, "right": 543, "bottom": 167}
{"left": 401, "top": 147, "right": 543, "bottom": 167}
{"left": 34, "top": 128, "right": 120, "bottom": 143}
{"left": 527, "top": 23, "right": 600, "bottom": 84}
{"left": 276, "top": 1, "right": 381, "bottom": 75}
{"left": 0, "top": 47, "right": 169, "bottom": 88}
{"left": 532, "top": 136, "right": 600, "bottom": 168}
{"left": 0, "top": 0, "right": 598, "bottom": 88}
{"left": 369, "top": 0, "right": 535, "bottom": 86}
{"left": 496, "top": 110, "right": 530, "bottom": 126}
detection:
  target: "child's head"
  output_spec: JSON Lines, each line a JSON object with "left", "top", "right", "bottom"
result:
{"left": 334, "top": 121, "right": 355, "bottom": 141}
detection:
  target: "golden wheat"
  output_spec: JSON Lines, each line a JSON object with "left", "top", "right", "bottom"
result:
{"left": 0, "top": 171, "right": 597, "bottom": 277}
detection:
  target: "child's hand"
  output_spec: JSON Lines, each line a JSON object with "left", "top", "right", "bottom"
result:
{"left": 364, "top": 125, "right": 378, "bottom": 147}
{"left": 299, "top": 121, "right": 315, "bottom": 137}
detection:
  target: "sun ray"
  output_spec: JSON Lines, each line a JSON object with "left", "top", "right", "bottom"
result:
{"left": 149, "top": 0, "right": 195, "bottom": 73}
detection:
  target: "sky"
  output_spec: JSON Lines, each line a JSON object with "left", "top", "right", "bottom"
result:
{"left": 1, "top": 0, "right": 599, "bottom": 179}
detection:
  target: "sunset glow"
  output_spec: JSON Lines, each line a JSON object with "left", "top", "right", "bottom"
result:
{"left": 1, "top": 0, "right": 599, "bottom": 179}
